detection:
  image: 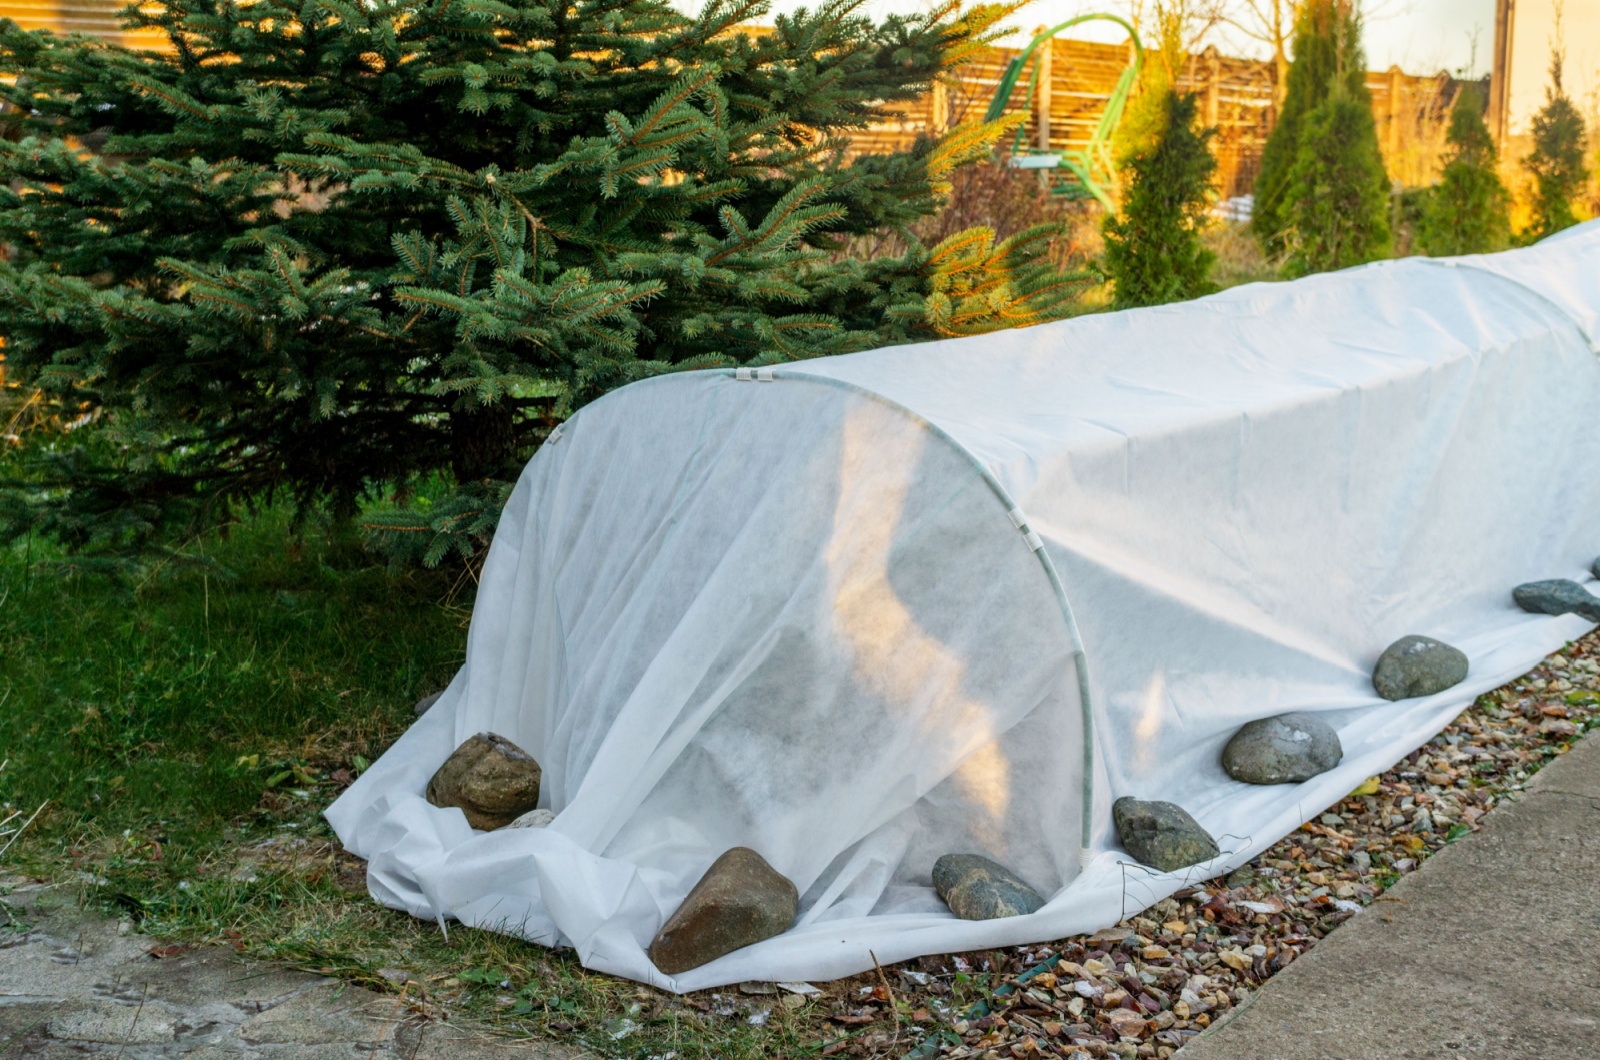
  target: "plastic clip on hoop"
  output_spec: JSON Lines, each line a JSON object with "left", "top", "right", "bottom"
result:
{"left": 1008, "top": 507, "right": 1045, "bottom": 551}
{"left": 734, "top": 367, "right": 776, "bottom": 382}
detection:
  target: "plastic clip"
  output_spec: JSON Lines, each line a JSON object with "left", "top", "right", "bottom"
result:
{"left": 756, "top": 367, "right": 775, "bottom": 382}
{"left": 735, "top": 367, "right": 754, "bottom": 381}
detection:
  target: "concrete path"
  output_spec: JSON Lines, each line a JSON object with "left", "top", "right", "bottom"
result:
{"left": 0, "top": 881, "right": 588, "bottom": 1059}
{"left": 1178, "top": 729, "right": 1600, "bottom": 1059}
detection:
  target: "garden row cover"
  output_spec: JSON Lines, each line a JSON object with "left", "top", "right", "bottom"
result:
{"left": 328, "top": 222, "right": 1600, "bottom": 991}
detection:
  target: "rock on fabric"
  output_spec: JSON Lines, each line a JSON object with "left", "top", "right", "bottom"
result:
{"left": 328, "top": 223, "right": 1600, "bottom": 990}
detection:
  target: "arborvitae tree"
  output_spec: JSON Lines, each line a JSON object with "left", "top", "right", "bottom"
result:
{"left": 1284, "top": 83, "right": 1392, "bottom": 275}
{"left": 1115, "top": 0, "right": 1184, "bottom": 162}
{"left": 1417, "top": 84, "right": 1511, "bottom": 256}
{"left": 0, "top": 0, "right": 1089, "bottom": 565}
{"left": 1251, "top": 0, "right": 1370, "bottom": 256}
{"left": 1522, "top": 48, "right": 1590, "bottom": 243}
{"left": 1103, "top": 91, "right": 1218, "bottom": 308}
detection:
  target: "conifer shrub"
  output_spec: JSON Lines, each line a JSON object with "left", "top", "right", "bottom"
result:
{"left": 1102, "top": 91, "right": 1218, "bottom": 308}
{"left": 1522, "top": 50, "right": 1590, "bottom": 243}
{"left": 1251, "top": 0, "right": 1370, "bottom": 256}
{"left": 1417, "top": 85, "right": 1511, "bottom": 256}
{"left": 1283, "top": 85, "right": 1392, "bottom": 276}
{"left": 0, "top": 0, "right": 1089, "bottom": 566}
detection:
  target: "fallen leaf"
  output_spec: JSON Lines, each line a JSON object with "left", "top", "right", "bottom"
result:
{"left": 1348, "top": 775, "right": 1382, "bottom": 797}
{"left": 1218, "top": 949, "right": 1251, "bottom": 972}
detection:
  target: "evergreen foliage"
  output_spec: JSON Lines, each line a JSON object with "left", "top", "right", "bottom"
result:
{"left": 0, "top": 0, "right": 1088, "bottom": 566}
{"left": 1417, "top": 84, "right": 1510, "bottom": 256}
{"left": 1251, "top": 0, "right": 1370, "bottom": 256}
{"left": 1283, "top": 84, "right": 1391, "bottom": 275}
{"left": 1115, "top": 1, "right": 1183, "bottom": 163}
{"left": 1522, "top": 49, "right": 1590, "bottom": 243}
{"left": 1103, "top": 91, "right": 1218, "bottom": 308}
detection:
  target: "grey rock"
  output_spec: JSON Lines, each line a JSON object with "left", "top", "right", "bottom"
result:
{"left": 1372, "top": 635, "right": 1469, "bottom": 701}
{"left": 1113, "top": 797, "right": 1220, "bottom": 873}
{"left": 1514, "top": 579, "right": 1600, "bottom": 622}
{"left": 931, "top": 854, "right": 1046, "bottom": 921}
{"left": 414, "top": 691, "right": 444, "bottom": 716}
{"left": 648, "top": 848, "right": 798, "bottom": 975}
{"left": 425, "top": 732, "right": 542, "bottom": 831}
{"left": 1222, "top": 712, "right": 1343, "bottom": 784}
{"left": 508, "top": 807, "right": 557, "bottom": 829}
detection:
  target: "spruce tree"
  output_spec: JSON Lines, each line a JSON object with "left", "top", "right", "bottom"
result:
{"left": 1417, "top": 84, "right": 1511, "bottom": 256}
{"left": 1522, "top": 48, "right": 1590, "bottom": 243}
{"left": 1284, "top": 83, "right": 1392, "bottom": 275}
{"left": 1103, "top": 91, "right": 1218, "bottom": 308}
{"left": 0, "top": 0, "right": 1087, "bottom": 565}
{"left": 1251, "top": 0, "right": 1369, "bottom": 256}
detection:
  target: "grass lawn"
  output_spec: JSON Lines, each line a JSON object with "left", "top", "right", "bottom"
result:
{"left": 0, "top": 511, "right": 960, "bottom": 1059}
{"left": 6, "top": 507, "right": 1597, "bottom": 1060}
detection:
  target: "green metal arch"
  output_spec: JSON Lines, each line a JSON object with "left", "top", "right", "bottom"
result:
{"left": 984, "top": 14, "right": 1145, "bottom": 211}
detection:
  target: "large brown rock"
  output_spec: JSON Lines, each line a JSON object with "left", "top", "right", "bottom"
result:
{"left": 647, "top": 847, "right": 798, "bottom": 976}
{"left": 424, "top": 732, "right": 542, "bottom": 831}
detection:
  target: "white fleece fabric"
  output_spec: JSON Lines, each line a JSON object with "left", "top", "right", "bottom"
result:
{"left": 328, "top": 222, "right": 1600, "bottom": 990}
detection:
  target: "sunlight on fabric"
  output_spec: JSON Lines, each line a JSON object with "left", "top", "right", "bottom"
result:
{"left": 1133, "top": 670, "right": 1170, "bottom": 775}
{"left": 823, "top": 404, "right": 1011, "bottom": 828}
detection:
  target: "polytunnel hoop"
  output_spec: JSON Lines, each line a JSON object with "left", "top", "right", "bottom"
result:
{"left": 1417, "top": 257, "right": 1600, "bottom": 355}
{"left": 729, "top": 367, "right": 1098, "bottom": 867}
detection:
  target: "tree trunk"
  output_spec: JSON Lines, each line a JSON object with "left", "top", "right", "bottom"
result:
{"left": 451, "top": 401, "right": 518, "bottom": 484}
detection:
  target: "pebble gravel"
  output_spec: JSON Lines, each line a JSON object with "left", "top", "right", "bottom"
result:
{"left": 794, "top": 631, "right": 1600, "bottom": 1060}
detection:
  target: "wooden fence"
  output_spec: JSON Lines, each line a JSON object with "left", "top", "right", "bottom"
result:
{"left": 850, "top": 36, "right": 1461, "bottom": 198}
{"left": 0, "top": 0, "right": 1460, "bottom": 196}
{"left": 1, "top": 0, "right": 164, "bottom": 48}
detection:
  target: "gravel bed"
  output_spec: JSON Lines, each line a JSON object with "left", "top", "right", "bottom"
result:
{"left": 785, "top": 630, "right": 1600, "bottom": 1060}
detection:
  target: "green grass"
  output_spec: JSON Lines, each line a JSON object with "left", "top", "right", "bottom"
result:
{"left": 0, "top": 510, "right": 462, "bottom": 843}
{"left": 0, "top": 511, "right": 896, "bottom": 1059}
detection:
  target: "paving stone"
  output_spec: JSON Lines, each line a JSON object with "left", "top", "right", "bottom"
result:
{"left": 0, "top": 884, "right": 589, "bottom": 1058}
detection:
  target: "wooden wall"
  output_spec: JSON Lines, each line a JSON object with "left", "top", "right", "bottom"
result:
{"left": 0, "top": 0, "right": 165, "bottom": 48}
{"left": 849, "top": 37, "right": 1457, "bottom": 199}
